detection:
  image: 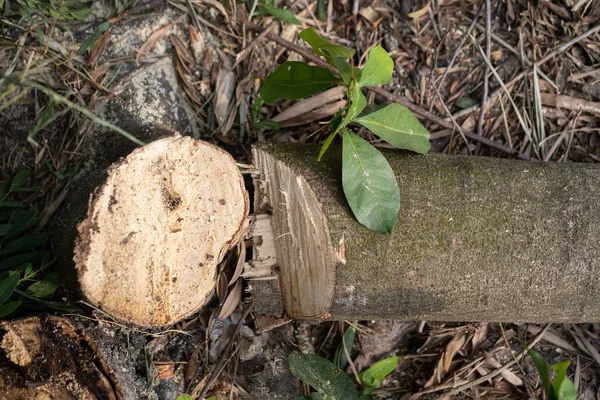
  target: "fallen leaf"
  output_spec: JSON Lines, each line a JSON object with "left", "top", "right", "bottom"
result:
{"left": 229, "top": 241, "right": 246, "bottom": 286}
{"left": 189, "top": 25, "right": 204, "bottom": 64}
{"left": 485, "top": 356, "right": 523, "bottom": 386}
{"left": 201, "top": 0, "right": 229, "bottom": 22}
{"left": 358, "top": 6, "right": 383, "bottom": 26}
{"left": 89, "top": 30, "right": 110, "bottom": 67}
{"left": 219, "top": 280, "right": 242, "bottom": 320}
{"left": 408, "top": 3, "right": 430, "bottom": 19}
{"left": 491, "top": 49, "right": 503, "bottom": 62}
{"left": 471, "top": 323, "right": 488, "bottom": 355}
{"left": 215, "top": 68, "right": 237, "bottom": 131}
{"left": 442, "top": 331, "right": 465, "bottom": 373}
{"left": 135, "top": 15, "right": 184, "bottom": 62}
{"left": 278, "top": 100, "right": 345, "bottom": 128}
{"left": 272, "top": 86, "right": 345, "bottom": 123}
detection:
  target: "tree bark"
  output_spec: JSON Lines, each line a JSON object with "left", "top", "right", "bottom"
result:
{"left": 250, "top": 143, "right": 600, "bottom": 323}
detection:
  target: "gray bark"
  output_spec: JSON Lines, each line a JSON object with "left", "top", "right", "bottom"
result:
{"left": 252, "top": 143, "right": 600, "bottom": 322}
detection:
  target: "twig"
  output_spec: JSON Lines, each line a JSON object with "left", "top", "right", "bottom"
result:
{"left": 451, "top": 22, "right": 600, "bottom": 120}
{"left": 428, "top": 324, "right": 552, "bottom": 399}
{"left": 475, "top": 0, "right": 491, "bottom": 153}
{"left": 470, "top": 35, "right": 535, "bottom": 155}
{"left": 196, "top": 302, "right": 254, "bottom": 400}
{"left": 472, "top": 22, "right": 556, "bottom": 90}
{"left": 428, "top": 2, "right": 484, "bottom": 114}
{"left": 233, "top": 0, "right": 300, "bottom": 69}
{"left": 243, "top": 19, "right": 529, "bottom": 159}
{"left": 430, "top": 81, "right": 472, "bottom": 155}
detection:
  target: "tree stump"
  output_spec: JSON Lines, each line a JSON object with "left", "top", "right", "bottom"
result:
{"left": 74, "top": 136, "right": 248, "bottom": 327}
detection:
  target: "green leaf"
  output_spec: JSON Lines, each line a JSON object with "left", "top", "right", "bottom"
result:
{"left": 257, "top": 4, "right": 300, "bottom": 25}
{"left": 318, "top": 131, "right": 338, "bottom": 161}
{"left": 299, "top": 28, "right": 355, "bottom": 61}
{"left": 176, "top": 395, "right": 193, "bottom": 400}
{"left": 360, "top": 356, "right": 399, "bottom": 389}
{"left": 0, "top": 232, "right": 51, "bottom": 255}
{"left": 260, "top": 61, "right": 340, "bottom": 104}
{"left": 28, "top": 99, "right": 71, "bottom": 144}
{"left": 455, "top": 97, "right": 479, "bottom": 109}
{"left": 0, "top": 179, "right": 10, "bottom": 202}
{"left": 0, "top": 251, "right": 48, "bottom": 271}
{"left": 552, "top": 361, "right": 577, "bottom": 400}
{"left": 0, "top": 224, "right": 12, "bottom": 236}
{"left": 354, "top": 103, "right": 431, "bottom": 154}
{"left": 289, "top": 351, "right": 359, "bottom": 400}
{"left": 528, "top": 350, "right": 554, "bottom": 400}
{"left": 0, "top": 301, "right": 21, "bottom": 318}
{"left": 334, "top": 323, "right": 357, "bottom": 370}
{"left": 342, "top": 130, "right": 400, "bottom": 233}
{"left": 259, "top": 120, "right": 280, "bottom": 131}
{"left": 7, "top": 205, "right": 39, "bottom": 237}
{"left": 339, "top": 85, "right": 366, "bottom": 131}
{"left": 330, "top": 57, "right": 362, "bottom": 85}
{"left": 358, "top": 45, "right": 393, "bottom": 87}
{"left": 26, "top": 272, "right": 61, "bottom": 298}
{"left": 0, "top": 271, "right": 19, "bottom": 305}
{"left": 78, "top": 20, "right": 111, "bottom": 55}
{"left": 10, "top": 169, "right": 31, "bottom": 192}
{"left": 318, "top": 86, "right": 366, "bottom": 161}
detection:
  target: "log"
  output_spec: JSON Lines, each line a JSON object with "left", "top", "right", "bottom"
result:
{"left": 0, "top": 315, "right": 147, "bottom": 399}
{"left": 250, "top": 143, "right": 600, "bottom": 323}
{"left": 74, "top": 136, "right": 248, "bottom": 327}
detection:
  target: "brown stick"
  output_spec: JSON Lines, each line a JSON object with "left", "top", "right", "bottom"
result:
{"left": 243, "top": 19, "right": 529, "bottom": 160}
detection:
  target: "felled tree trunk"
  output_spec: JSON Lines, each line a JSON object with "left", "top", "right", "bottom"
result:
{"left": 250, "top": 143, "right": 600, "bottom": 323}
{"left": 72, "top": 136, "right": 248, "bottom": 327}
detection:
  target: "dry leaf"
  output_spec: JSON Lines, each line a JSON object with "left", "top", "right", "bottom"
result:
{"left": 491, "top": 49, "right": 503, "bottom": 62}
{"left": 174, "top": 55, "right": 202, "bottom": 106}
{"left": 189, "top": 25, "right": 205, "bottom": 64}
{"left": 219, "top": 280, "right": 242, "bottom": 320}
{"left": 272, "top": 86, "right": 345, "bottom": 123}
{"left": 485, "top": 356, "right": 523, "bottom": 386}
{"left": 517, "top": 324, "right": 577, "bottom": 353}
{"left": 442, "top": 331, "right": 465, "bottom": 373}
{"left": 222, "top": 74, "right": 253, "bottom": 135}
{"left": 471, "top": 323, "right": 488, "bottom": 355}
{"left": 229, "top": 241, "right": 246, "bottom": 286}
{"left": 278, "top": 100, "right": 346, "bottom": 128}
{"left": 215, "top": 68, "right": 237, "bottom": 131}
{"left": 408, "top": 3, "right": 430, "bottom": 19}
{"left": 200, "top": 0, "right": 229, "bottom": 22}
{"left": 216, "top": 271, "right": 228, "bottom": 303}
{"left": 89, "top": 30, "right": 110, "bottom": 67}
{"left": 136, "top": 15, "right": 184, "bottom": 62}
{"left": 424, "top": 355, "right": 445, "bottom": 387}
{"left": 358, "top": 6, "right": 382, "bottom": 26}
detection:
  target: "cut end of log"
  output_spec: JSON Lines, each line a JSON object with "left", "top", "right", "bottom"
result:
{"left": 252, "top": 147, "right": 337, "bottom": 319}
{"left": 75, "top": 136, "right": 249, "bottom": 327}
